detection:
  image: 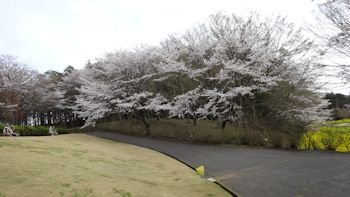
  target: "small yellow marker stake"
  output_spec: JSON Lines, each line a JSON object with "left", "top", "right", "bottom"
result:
{"left": 196, "top": 165, "right": 205, "bottom": 177}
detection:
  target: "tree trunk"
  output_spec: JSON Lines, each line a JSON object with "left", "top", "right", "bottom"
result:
{"left": 140, "top": 110, "right": 150, "bottom": 136}
{"left": 40, "top": 113, "right": 45, "bottom": 125}
{"left": 216, "top": 120, "right": 220, "bottom": 128}
{"left": 52, "top": 112, "right": 56, "bottom": 126}
{"left": 36, "top": 112, "right": 40, "bottom": 126}
{"left": 33, "top": 113, "right": 36, "bottom": 126}
{"left": 47, "top": 112, "right": 52, "bottom": 126}
{"left": 192, "top": 116, "right": 197, "bottom": 126}
{"left": 59, "top": 112, "right": 63, "bottom": 126}
{"left": 252, "top": 99, "right": 256, "bottom": 121}
{"left": 24, "top": 114, "right": 28, "bottom": 125}
{"left": 221, "top": 120, "right": 227, "bottom": 129}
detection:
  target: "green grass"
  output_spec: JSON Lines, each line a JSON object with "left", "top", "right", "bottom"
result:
{"left": 0, "top": 134, "right": 230, "bottom": 197}
{"left": 326, "top": 118, "right": 350, "bottom": 124}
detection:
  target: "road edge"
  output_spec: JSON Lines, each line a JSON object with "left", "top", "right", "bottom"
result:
{"left": 88, "top": 132, "right": 240, "bottom": 197}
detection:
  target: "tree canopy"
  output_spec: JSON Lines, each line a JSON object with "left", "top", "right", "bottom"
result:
{"left": 0, "top": 13, "right": 331, "bottom": 136}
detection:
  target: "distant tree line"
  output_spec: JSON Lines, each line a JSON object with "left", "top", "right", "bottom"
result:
{"left": 325, "top": 92, "right": 350, "bottom": 119}
{"left": 0, "top": 56, "right": 82, "bottom": 126}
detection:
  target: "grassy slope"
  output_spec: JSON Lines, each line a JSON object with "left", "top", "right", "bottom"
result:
{"left": 0, "top": 134, "right": 229, "bottom": 197}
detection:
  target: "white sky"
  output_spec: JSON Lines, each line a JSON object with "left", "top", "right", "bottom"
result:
{"left": 0, "top": 0, "right": 349, "bottom": 94}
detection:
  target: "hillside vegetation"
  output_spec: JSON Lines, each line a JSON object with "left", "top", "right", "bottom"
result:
{"left": 95, "top": 119, "right": 302, "bottom": 149}
{"left": 299, "top": 119, "right": 350, "bottom": 152}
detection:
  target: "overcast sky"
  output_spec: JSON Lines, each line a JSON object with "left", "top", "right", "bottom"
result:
{"left": 0, "top": 0, "right": 349, "bottom": 94}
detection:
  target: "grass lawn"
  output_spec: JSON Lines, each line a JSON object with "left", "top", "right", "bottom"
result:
{"left": 0, "top": 134, "right": 229, "bottom": 197}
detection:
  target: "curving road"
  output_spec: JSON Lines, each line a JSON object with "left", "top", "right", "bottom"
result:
{"left": 88, "top": 131, "right": 350, "bottom": 197}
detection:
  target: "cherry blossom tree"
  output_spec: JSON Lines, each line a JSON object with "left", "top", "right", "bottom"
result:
{"left": 0, "top": 55, "right": 38, "bottom": 124}
{"left": 73, "top": 47, "right": 169, "bottom": 133}
{"left": 73, "top": 65, "right": 115, "bottom": 128}
{"left": 56, "top": 67, "right": 83, "bottom": 126}
{"left": 168, "top": 87, "right": 203, "bottom": 125}
{"left": 155, "top": 13, "right": 327, "bottom": 129}
{"left": 70, "top": 12, "right": 329, "bottom": 135}
{"left": 312, "top": 0, "right": 350, "bottom": 82}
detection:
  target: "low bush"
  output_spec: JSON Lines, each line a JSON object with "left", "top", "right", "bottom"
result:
{"left": 95, "top": 119, "right": 299, "bottom": 148}
{"left": 339, "top": 134, "right": 350, "bottom": 152}
{"left": 300, "top": 131, "right": 318, "bottom": 150}
{"left": 299, "top": 120, "right": 350, "bottom": 152}
{"left": 319, "top": 129, "right": 342, "bottom": 151}
{"left": 331, "top": 108, "right": 350, "bottom": 120}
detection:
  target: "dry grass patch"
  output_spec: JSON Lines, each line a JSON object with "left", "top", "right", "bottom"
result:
{"left": 0, "top": 134, "right": 229, "bottom": 197}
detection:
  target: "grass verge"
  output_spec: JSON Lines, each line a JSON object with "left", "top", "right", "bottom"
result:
{"left": 0, "top": 134, "right": 230, "bottom": 197}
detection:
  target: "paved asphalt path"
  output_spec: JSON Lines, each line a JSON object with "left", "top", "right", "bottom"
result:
{"left": 88, "top": 131, "right": 350, "bottom": 197}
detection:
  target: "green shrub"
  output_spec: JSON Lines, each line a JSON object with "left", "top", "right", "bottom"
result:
{"left": 339, "top": 134, "right": 350, "bottom": 152}
{"left": 13, "top": 125, "right": 48, "bottom": 136}
{"left": 299, "top": 131, "right": 317, "bottom": 150}
{"left": 95, "top": 119, "right": 298, "bottom": 148}
{"left": 319, "top": 129, "right": 342, "bottom": 151}
{"left": 232, "top": 129, "right": 264, "bottom": 146}
{"left": 264, "top": 131, "right": 297, "bottom": 149}
{"left": 298, "top": 120, "right": 350, "bottom": 152}
{"left": 56, "top": 127, "right": 69, "bottom": 134}
{"left": 95, "top": 119, "right": 144, "bottom": 136}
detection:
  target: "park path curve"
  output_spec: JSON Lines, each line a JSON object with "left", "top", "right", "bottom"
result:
{"left": 88, "top": 131, "right": 350, "bottom": 197}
